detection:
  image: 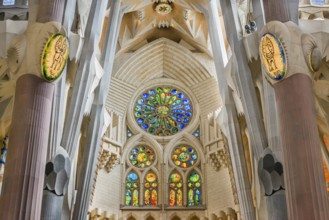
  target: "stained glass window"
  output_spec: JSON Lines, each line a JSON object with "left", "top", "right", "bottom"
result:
{"left": 144, "top": 172, "right": 158, "bottom": 206}
{"left": 187, "top": 172, "right": 202, "bottom": 206}
{"left": 169, "top": 172, "right": 183, "bottom": 206}
{"left": 171, "top": 145, "right": 198, "bottom": 168}
{"left": 129, "top": 145, "right": 155, "bottom": 168}
{"left": 312, "top": 0, "right": 324, "bottom": 5}
{"left": 3, "top": 0, "right": 15, "bottom": 6}
{"left": 126, "top": 172, "right": 139, "bottom": 206}
{"left": 193, "top": 129, "right": 200, "bottom": 139}
{"left": 127, "top": 128, "right": 133, "bottom": 139}
{"left": 134, "top": 86, "right": 193, "bottom": 136}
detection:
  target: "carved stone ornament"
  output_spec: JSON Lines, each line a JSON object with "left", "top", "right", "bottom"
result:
{"left": 41, "top": 33, "right": 69, "bottom": 82}
{"left": 259, "top": 33, "right": 287, "bottom": 81}
{"left": 259, "top": 21, "right": 319, "bottom": 84}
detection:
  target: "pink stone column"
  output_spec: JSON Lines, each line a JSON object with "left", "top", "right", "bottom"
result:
{"left": 274, "top": 73, "right": 329, "bottom": 220}
{"left": 0, "top": 74, "right": 54, "bottom": 220}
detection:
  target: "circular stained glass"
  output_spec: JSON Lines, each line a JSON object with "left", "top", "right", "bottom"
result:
{"left": 127, "top": 173, "right": 138, "bottom": 182}
{"left": 171, "top": 145, "right": 198, "bottom": 168}
{"left": 129, "top": 145, "right": 155, "bottom": 168}
{"left": 170, "top": 173, "right": 181, "bottom": 182}
{"left": 146, "top": 173, "right": 157, "bottom": 182}
{"left": 189, "top": 173, "right": 200, "bottom": 182}
{"left": 134, "top": 86, "right": 193, "bottom": 136}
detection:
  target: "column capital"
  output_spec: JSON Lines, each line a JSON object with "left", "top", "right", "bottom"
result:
{"left": 259, "top": 21, "right": 321, "bottom": 85}
{"left": 6, "top": 21, "right": 68, "bottom": 82}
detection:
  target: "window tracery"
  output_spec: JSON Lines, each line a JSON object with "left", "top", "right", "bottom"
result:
{"left": 187, "top": 172, "right": 202, "bottom": 206}
{"left": 125, "top": 172, "right": 139, "bottom": 206}
{"left": 134, "top": 86, "right": 193, "bottom": 136}
{"left": 169, "top": 172, "right": 183, "bottom": 206}
{"left": 144, "top": 172, "right": 158, "bottom": 206}
{"left": 124, "top": 83, "right": 204, "bottom": 210}
{"left": 129, "top": 145, "right": 155, "bottom": 168}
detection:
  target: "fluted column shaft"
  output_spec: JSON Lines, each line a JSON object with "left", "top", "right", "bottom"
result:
{"left": 0, "top": 74, "right": 54, "bottom": 220}
{"left": 207, "top": 0, "right": 256, "bottom": 219}
{"left": 274, "top": 73, "right": 329, "bottom": 220}
{"left": 37, "top": 0, "right": 66, "bottom": 23}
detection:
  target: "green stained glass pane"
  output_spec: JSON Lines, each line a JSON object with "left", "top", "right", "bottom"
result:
{"left": 189, "top": 173, "right": 200, "bottom": 182}
{"left": 170, "top": 173, "right": 181, "bottom": 182}
{"left": 126, "top": 190, "right": 132, "bottom": 206}
{"left": 134, "top": 86, "right": 193, "bottom": 136}
{"left": 188, "top": 189, "right": 194, "bottom": 206}
{"left": 164, "top": 87, "right": 171, "bottom": 93}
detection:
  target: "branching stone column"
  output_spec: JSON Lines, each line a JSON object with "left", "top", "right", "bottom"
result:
{"left": 259, "top": 21, "right": 329, "bottom": 220}
{"left": 41, "top": 147, "right": 71, "bottom": 220}
{"left": 0, "top": 0, "right": 67, "bottom": 219}
{"left": 72, "top": 0, "right": 122, "bottom": 218}
{"left": 207, "top": 0, "right": 256, "bottom": 219}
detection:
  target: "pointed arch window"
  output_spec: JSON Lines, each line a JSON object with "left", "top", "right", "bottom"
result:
{"left": 144, "top": 171, "right": 158, "bottom": 206}
{"left": 169, "top": 172, "right": 183, "bottom": 206}
{"left": 126, "top": 172, "right": 139, "bottom": 206}
{"left": 187, "top": 172, "right": 201, "bottom": 206}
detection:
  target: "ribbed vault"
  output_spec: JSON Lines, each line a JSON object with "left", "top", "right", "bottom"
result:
{"left": 106, "top": 38, "right": 221, "bottom": 117}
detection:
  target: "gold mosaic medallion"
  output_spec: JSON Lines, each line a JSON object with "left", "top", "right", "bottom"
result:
{"left": 260, "top": 33, "right": 287, "bottom": 80}
{"left": 41, "top": 33, "right": 69, "bottom": 82}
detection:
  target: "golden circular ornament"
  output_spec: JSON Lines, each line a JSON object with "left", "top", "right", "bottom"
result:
{"left": 41, "top": 33, "right": 69, "bottom": 82}
{"left": 259, "top": 33, "right": 287, "bottom": 80}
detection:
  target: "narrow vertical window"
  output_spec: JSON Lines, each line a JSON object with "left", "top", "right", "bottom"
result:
{"left": 126, "top": 172, "right": 139, "bottom": 206}
{"left": 187, "top": 172, "right": 201, "bottom": 206}
{"left": 144, "top": 172, "right": 158, "bottom": 206}
{"left": 169, "top": 172, "right": 183, "bottom": 206}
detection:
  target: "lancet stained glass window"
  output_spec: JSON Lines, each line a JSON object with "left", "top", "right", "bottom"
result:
{"left": 126, "top": 172, "right": 139, "bottom": 206}
{"left": 134, "top": 86, "right": 193, "bottom": 136}
{"left": 187, "top": 172, "right": 201, "bottom": 206}
{"left": 169, "top": 172, "right": 183, "bottom": 206}
{"left": 129, "top": 145, "right": 155, "bottom": 168}
{"left": 144, "top": 172, "right": 158, "bottom": 206}
{"left": 171, "top": 145, "right": 198, "bottom": 168}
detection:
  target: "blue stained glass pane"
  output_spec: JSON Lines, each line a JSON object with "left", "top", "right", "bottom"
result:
{"left": 3, "top": 0, "right": 15, "bottom": 6}
{"left": 171, "top": 89, "right": 177, "bottom": 95}
{"left": 178, "top": 93, "right": 184, "bottom": 98}
{"left": 149, "top": 89, "right": 155, "bottom": 95}
{"left": 185, "top": 105, "right": 191, "bottom": 111}
{"left": 138, "top": 99, "right": 144, "bottom": 104}
{"left": 186, "top": 112, "right": 192, "bottom": 117}
{"left": 143, "top": 93, "right": 149, "bottom": 98}
{"left": 142, "top": 123, "right": 149, "bottom": 130}
{"left": 182, "top": 98, "right": 189, "bottom": 104}
{"left": 312, "top": 0, "right": 324, "bottom": 5}
{"left": 183, "top": 118, "right": 189, "bottom": 124}
{"left": 137, "top": 118, "right": 144, "bottom": 124}
{"left": 178, "top": 124, "right": 185, "bottom": 129}
{"left": 128, "top": 173, "right": 138, "bottom": 181}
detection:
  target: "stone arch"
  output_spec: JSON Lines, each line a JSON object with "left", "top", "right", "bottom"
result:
{"left": 106, "top": 38, "right": 221, "bottom": 118}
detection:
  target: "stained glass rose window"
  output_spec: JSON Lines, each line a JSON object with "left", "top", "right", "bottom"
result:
{"left": 129, "top": 145, "right": 155, "bottom": 168}
{"left": 171, "top": 145, "right": 198, "bottom": 168}
{"left": 134, "top": 86, "right": 193, "bottom": 136}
